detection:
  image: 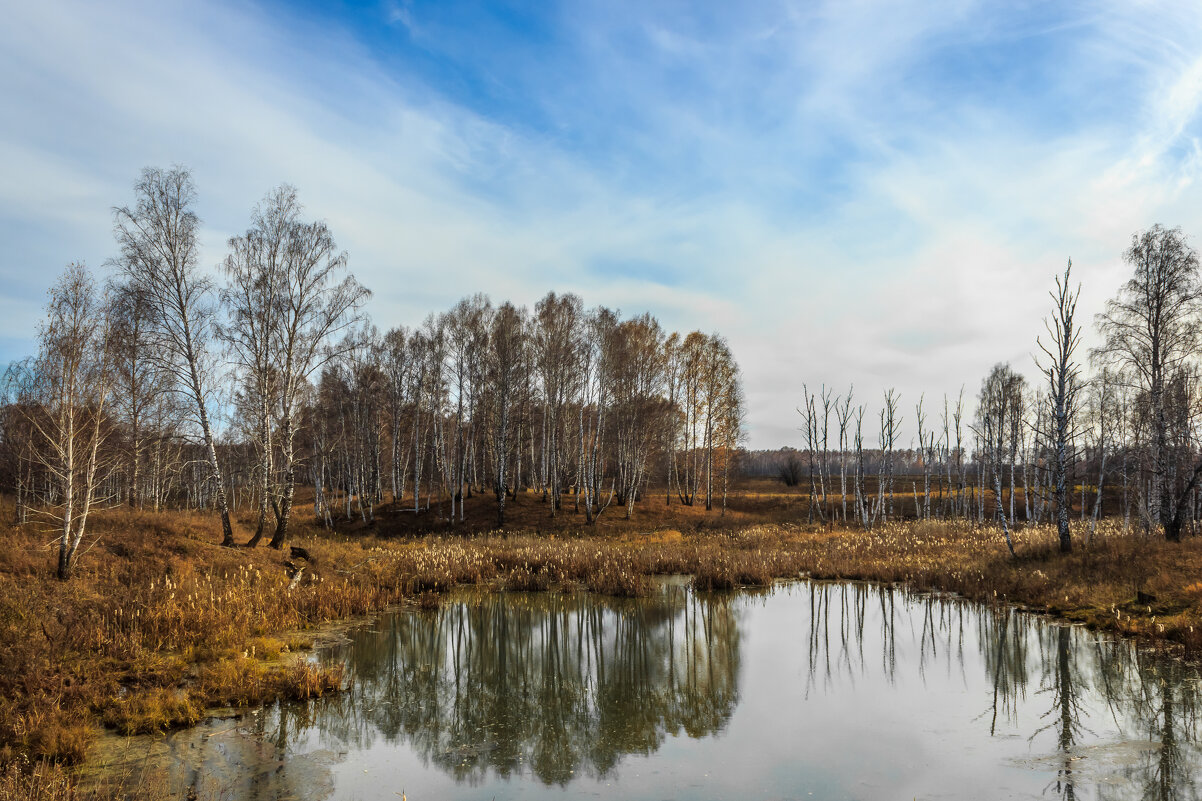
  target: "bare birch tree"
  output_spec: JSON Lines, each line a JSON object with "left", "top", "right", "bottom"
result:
{"left": 836, "top": 388, "right": 853, "bottom": 522}
{"left": 532, "top": 293, "right": 583, "bottom": 514}
{"left": 1097, "top": 225, "right": 1202, "bottom": 541}
{"left": 878, "top": 389, "right": 901, "bottom": 523}
{"left": 383, "top": 326, "right": 414, "bottom": 505}
{"left": 261, "top": 187, "right": 369, "bottom": 548}
{"left": 221, "top": 213, "right": 280, "bottom": 546}
{"left": 487, "top": 302, "right": 526, "bottom": 525}
{"left": 113, "top": 166, "right": 236, "bottom": 546}
{"left": 107, "top": 280, "right": 165, "bottom": 509}
{"left": 19, "top": 264, "right": 115, "bottom": 578}
{"left": 977, "top": 364, "right": 1024, "bottom": 557}
{"left": 1037, "top": 260, "right": 1083, "bottom": 552}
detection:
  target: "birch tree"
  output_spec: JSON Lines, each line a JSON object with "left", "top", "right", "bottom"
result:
{"left": 20, "top": 264, "right": 115, "bottom": 579}
{"left": 836, "top": 388, "right": 853, "bottom": 522}
{"left": 1097, "top": 225, "right": 1202, "bottom": 541}
{"left": 612, "top": 315, "right": 668, "bottom": 519}
{"left": 262, "top": 186, "right": 369, "bottom": 547}
{"left": 444, "top": 295, "right": 491, "bottom": 523}
{"left": 1037, "top": 261, "right": 1083, "bottom": 552}
{"left": 221, "top": 212, "right": 280, "bottom": 546}
{"left": 916, "top": 395, "right": 931, "bottom": 520}
{"left": 977, "top": 364, "right": 1024, "bottom": 557}
{"left": 487, "top": 302, "right": 526, "bottom": 525}
{"left": 576, "top": 307, "right": 616, "bottom": 522}
{"left": 532, "top": 292, "right": 582, "bottom": 514}
{"left": 107, "top": 281, "right": 165, "bottom": 509}
{"left": 800, "top": 386, "right": 822, "bottom": 523}
{"left": 383, "top": 326, "right": 414, "bottom": 505}
{"left": 113, "top": 166, "right": 236, "bottom": 546}
{"left": 878, "top": 389, "right": 901, "bottom": 523}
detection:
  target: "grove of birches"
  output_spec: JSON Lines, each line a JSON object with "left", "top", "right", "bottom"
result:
{"left": 7, "top": 165, "right": 1202, "bottom": 581}
{"left": 2, "top": 167, "right": 745, "bottom": 579}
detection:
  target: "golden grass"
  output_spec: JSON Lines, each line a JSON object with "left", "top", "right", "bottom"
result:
{"left": 0, "top": 757, "right": 170, "bottom": 801}
{"left": 195, "top": 656, "right": 344, "bottom": 709}
{"left": 0, "top": 505, "right": 374, "bottom": 769}
{"left": 100, "top": 689, "right": 203, "bottom": 736}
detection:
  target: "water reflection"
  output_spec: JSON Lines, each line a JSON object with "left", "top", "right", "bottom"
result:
{"left": 797, "top": 583, "right": 1202, "bottom": 800}
{"left": 301, "top": 587, "right": 739, "bottom": 786}
{"left": 108, "top": 582, "right": 1202, "bottom": 800}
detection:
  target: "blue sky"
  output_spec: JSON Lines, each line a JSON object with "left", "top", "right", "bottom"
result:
{"left": 4, "top": 1, "right": 1202, "bottom": 446}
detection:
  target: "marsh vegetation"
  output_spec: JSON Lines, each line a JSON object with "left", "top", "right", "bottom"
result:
{"left": 8, "top": 168, "right": 1202, "bottom": 799}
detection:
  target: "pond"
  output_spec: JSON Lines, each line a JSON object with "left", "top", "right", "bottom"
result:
{"left": 93, "top": 581, "right": 1202, "bottom": 800}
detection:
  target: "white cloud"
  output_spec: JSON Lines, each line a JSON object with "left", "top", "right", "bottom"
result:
{"left": 4, "top": 0, "right": 1202, "bottom": 447}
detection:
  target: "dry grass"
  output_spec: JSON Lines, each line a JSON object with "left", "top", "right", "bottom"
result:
{"left": 0, "top": 757, "right": 172, "bottom": 801}
{"left": 323, "top": 478, "right": 807, "bottom": 537}
{"left": 0, "top": 762, "right": 77, "bottom": 801}
{"left": 0, "top": 504, "right": 374, "bottom": 770}
{"left": 2, "top": 484, "right": 1202, "bottom": 800}
{"left": 195, "top": 656, "right": 343, "bottom": 709}
{"left": 342, "top": 475, "right": 1135, "bottom": 537}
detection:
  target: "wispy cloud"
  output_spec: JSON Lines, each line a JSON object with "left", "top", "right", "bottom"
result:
{"left": 3, "top": 0, "right": 1202, "bottom": 446}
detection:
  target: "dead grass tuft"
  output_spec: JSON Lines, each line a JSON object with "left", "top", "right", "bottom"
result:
{"left": 100, "top": 689, "right": 203, "bottom": 736}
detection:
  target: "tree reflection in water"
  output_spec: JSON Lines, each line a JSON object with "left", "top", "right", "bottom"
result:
{"left": 226, "top": 582, "right": 1202, "bottom": 799}
{"left": 259, "top": 586, "right": 739, "bottom": 786}
{"left": 799, "top": 582, "right": 1202, "bottom": 801}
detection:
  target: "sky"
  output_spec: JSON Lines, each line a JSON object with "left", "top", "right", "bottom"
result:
{"left": 4, "top": 1, "right": 1202, "bottom": 448}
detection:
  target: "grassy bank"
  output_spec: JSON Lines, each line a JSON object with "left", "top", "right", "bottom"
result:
{"left": 2, "top": 497, "right": 1202, "bottom": 798}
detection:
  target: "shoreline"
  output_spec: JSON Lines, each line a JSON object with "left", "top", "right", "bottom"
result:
{"left": 69, "top": 568, "right": 1202, "bottom": 801}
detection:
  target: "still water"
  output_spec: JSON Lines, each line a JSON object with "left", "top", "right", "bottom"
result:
{"left": 109, "top": 582, "right": 1202, "bottom": 800}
